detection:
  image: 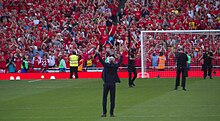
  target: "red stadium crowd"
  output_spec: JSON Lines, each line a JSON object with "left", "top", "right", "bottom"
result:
{"left": 0, "top": 0, "right": 220, "bottom": 73}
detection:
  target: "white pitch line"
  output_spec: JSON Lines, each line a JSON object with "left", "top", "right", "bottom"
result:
{"left": 28, "top": 79, "right": 42, "bottom": 83}
{"left": 119, "top": 115, "right": 220, "bottom": 118}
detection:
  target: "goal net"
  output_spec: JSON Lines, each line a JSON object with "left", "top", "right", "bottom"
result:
{"left": 140, "top": 30, "right": 220, "bottom": 78}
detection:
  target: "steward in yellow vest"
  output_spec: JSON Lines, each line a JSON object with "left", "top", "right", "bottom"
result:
{"left": 69, "top": 51, "right": 78, "bottom": 79}
{"left": 86, "top": 55, "right": 93, "bottom": 70}
{"left": 158, "top": 52, "right": 166, "bottom": 70}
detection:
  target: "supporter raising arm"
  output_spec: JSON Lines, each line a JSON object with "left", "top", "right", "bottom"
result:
{"left": 95, "top": 45, "right": 123, "bottom": 117}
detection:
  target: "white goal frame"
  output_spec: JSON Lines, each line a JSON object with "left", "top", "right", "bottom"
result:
{"left": 140, "top": 30, "right": 220, "bottom": 78}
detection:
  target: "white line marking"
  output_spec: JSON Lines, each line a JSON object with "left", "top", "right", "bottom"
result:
{"left": 119, "top": 115, "right": 220, "bottom": 118}
{"left": 28, "top": 79, "right": 42, "bottom": 83}
{"left": 1, "top": 105, "right": 219, "bottom": 110}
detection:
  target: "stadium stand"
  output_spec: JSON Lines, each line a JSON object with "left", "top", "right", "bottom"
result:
{"left": 0, "top": 0, "right": 219, "bottom": 75}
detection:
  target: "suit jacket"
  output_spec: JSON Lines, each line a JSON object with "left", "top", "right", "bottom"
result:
{"left": 177, "top": 52, "right": 188, "bottom": 68}
{"left": 97, "top": 53, "right": 122, "bottom": 85}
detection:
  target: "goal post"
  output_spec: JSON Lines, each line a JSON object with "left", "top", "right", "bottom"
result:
{"left": 140, "top": 30, "right": 220, "bottom": 78}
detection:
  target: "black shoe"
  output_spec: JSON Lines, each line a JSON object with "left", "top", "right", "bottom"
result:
{"left": 110, "top": 114, "right": 115, "bottom": 117}
{"left": 174, "top": 87, "right": 178, "bottom": 90}
{"left": 204, "top": 77, "right": 206, "bottom": 79}
{"left": 132, "top": 82, "right": 136, "bottom": 86}
{"left": 210, "top": 77, "right": 213, "bottom": 79}
{"left": 182, "top": 88, "right": 187, "bottom": 91}
{"left": 101, "top": 114, "right": 106, "bottom": 117}
{"left": 129, "top": 85, "right": 134, "bottom": 88}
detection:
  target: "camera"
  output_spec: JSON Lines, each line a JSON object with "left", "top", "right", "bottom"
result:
{"left": 131, "top": 48, "right": 136, "bottom": 53}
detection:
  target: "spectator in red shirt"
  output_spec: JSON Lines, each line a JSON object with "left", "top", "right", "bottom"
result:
{"left": 0, "top": 52, "right": 7, "bottom": 71}
{"left": 32, "top": 52, "right": 42, "bottom": 69}
{"left": 14, "top": 54, "right": 22, "bottom": 72}
{"left": 40, "top": 55, "right": 49, "bottom": 73}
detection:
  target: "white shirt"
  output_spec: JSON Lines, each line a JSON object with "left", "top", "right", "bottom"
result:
{"left": 188, "top": 10, "right": 194, "bottom": 18}
{"left": 48, "top": 55, "right": 56, "bottom": 66}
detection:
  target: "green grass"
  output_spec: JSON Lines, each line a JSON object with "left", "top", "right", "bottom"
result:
{"left": 0, "top": 77, "right": 220, "bottom": 121}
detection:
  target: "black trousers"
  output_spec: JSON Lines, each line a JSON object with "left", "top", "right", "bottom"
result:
{"left": 70, "top": 66, "right": 78, "bottom": 79}
{"left": 203, "top": 65, "right": 212, "bottom": 78}
{"left": 102, "top": 84, "right": 115, "bottom": 115}
{"left": 175, "top": 67, "right": 187, "bottom": 88}
{"left": 128, "top": 67, "right": 137, "bottom": 85}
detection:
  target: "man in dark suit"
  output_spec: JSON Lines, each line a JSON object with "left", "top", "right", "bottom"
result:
{"left": 202, "top": 48, "right": 214, "bottom": 79}
{"left": 95, "top": 46, "right": 123, "bottom": 117}
{"left": 175, "top": 46, "right": 188, "bottom": 91}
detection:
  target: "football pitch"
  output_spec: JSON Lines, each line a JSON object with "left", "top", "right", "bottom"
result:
{"left": 0, "top": 77, "right": 220, "bottom": 121}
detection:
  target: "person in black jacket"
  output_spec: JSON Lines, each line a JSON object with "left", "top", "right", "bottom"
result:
{"left": 175, "top": 46, "right": 188, "bottom": 91}
{"left": 128, "top": 48, "right": 137, "bottom": 88}
{"left": 95, "top": 46, "right": 123, "bottom": 117}
{"left": 202, "top": 48, "right": 214, "bottom": 79}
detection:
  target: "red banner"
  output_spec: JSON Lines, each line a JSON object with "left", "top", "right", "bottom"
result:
{"left": 0, "top": 71, "right": 219, "bottom": 80}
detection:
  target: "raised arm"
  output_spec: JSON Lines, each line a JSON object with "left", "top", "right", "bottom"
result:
{"left": 116, "top": 54, "right": 123, "bottom": 67}
{"left": 116, "top": 47, "right": 123, "bottom": 66}
{"left": 97, "top": 53, "right": 105, "bottom": 66}
{"left": 95, "top": 45, "right": 105, "bottom": 66}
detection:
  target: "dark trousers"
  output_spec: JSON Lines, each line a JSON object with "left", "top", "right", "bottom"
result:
{"left": 128, "top": 68, "right": 137, "bottom": 85}
{"left": 203, "top": 65, "right": 212, "bottom": 78}
{"left": 175, "top": 67, "right": 187, "bottom": 88}
{"left": 102, "top": 84, "right": 115, "bottom": 115}
{"left": 70, "top": 66, "right": 78, "bottom": 79}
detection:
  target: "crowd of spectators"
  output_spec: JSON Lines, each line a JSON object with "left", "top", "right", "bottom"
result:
{"left": 0, "top": 0, "right": 220, "bottom": 73}
{"left": 144, "top": 33, "right": 220, "bottom": 69}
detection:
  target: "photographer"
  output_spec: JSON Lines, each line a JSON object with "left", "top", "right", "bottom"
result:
{"left": 6, "top": 54, "right": 16, "bottom": 73}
